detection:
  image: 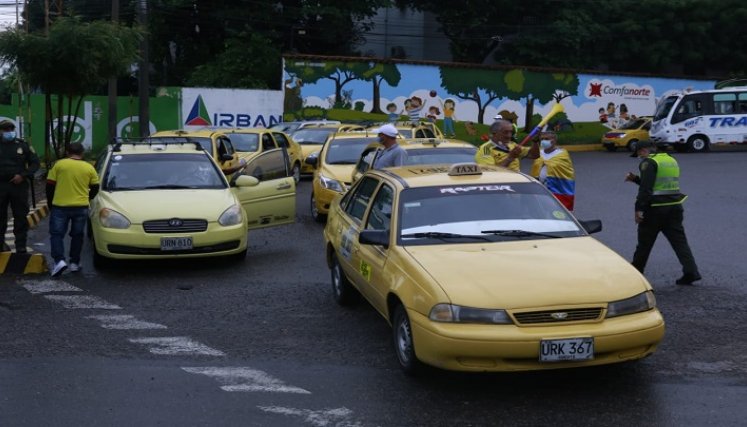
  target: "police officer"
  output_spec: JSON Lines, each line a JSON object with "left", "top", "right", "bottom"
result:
{"left": 0, "top": 119, "right": 40, "bottom": 253}
{"left": 625, "top": 140, "right": 701, "bottom": 285}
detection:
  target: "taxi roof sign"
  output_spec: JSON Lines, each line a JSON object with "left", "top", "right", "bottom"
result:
{"left": 447, "top": 162, "right": 482, "bottom": 176}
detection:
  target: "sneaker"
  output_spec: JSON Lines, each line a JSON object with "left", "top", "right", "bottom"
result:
{"left": 675, "top": 273, "right": 702, "bottom": 285}
{"left": 51, "top": 260, "right": 68, "bottom": 278}
{"left": 69, "top": 263, "right": 81, "bottom": 272}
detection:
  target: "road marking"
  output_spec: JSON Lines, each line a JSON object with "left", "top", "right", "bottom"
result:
{"left": 182, "top": 367, "right": 310, "bottom": 394}
{"left": 129, "top": 337, "right": 225, "bottom": 356}
{"left": 86, "top": 315, "right": 168, "bottom": 330}
{"left": 20, "top": 279, "right": 82, "bottom": 294}
{"left": 44, "top": 295, "right": 121, "bottom": 309}
{"left": 258, "top": 406, "right": 361, "bottom": 427}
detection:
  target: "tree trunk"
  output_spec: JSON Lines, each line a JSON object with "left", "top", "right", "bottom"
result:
{"left": 334, "top": 80, "right": 342, "bottom": 107}
{"left": 370, "top": 78, "right": 382, "bottom": 114}
{"left": 524, "top": 96, "right": 535, "bottom": 132}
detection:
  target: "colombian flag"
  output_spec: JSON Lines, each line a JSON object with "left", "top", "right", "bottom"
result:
{"left": 531, "top": 150, "right": 575, "bottom": 211}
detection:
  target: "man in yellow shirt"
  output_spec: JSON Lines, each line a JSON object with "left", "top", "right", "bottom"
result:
{"left": 46, "top": 143, "right": 100, "bottom": 276}
{"left": 475, "top": 119, "right": 539, "bottom": 171}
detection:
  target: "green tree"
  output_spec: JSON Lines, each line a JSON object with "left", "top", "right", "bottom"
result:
{"left": 439, "top": 67, "right": 507, "bottom": 124}
{"left": 0, "top": 17, "right": 141, "bottom": 162}
{"left": 360, "top": 62, "right": 402, "bottom": 114}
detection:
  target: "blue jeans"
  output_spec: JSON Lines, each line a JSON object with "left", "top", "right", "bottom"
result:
{"left": 50, "top": 206, "right": 88, "bottom": 264}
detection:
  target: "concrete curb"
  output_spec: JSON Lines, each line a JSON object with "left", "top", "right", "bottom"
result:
{"left": 562, "top": 144, "right": 604, "bottom": 152}
{"left": 27, "top": 202, "right": 49, "bottom": 228}
{"left": 0, "top": 252, "right": 48, "bottom": 275}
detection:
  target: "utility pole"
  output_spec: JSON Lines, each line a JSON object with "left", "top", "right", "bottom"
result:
{"left": 108, "top": 0, "right": 119, "bottom": 142}
{"left": 137, "top": 0, "right": 149, "bottom": 137}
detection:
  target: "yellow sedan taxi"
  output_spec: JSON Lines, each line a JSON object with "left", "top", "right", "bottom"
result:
{"left": 601, "top": 117, "right": 652, "bottom": 152}
{"left": 323, "top": 163, "right": 664, "bottom": 374}
{"left": 290, "top": 124, "right": 366, "bottom": 174}
{"left": 89, "top": 141, "right": 295, "bottom": 268}
{"left": 217, "top": 128, "right": 303, "bottom": 182}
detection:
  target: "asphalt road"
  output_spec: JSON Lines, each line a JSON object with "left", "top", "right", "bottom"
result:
{"left": 1, "top": 151, "right": 746, "bottom": 427}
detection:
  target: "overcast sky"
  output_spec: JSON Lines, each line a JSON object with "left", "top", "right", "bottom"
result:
{"left": 0, "top": 2, "right": 23, "bottom": 30}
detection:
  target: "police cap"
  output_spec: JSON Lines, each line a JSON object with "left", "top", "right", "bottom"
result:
{"left": 0, "top": 119, "right": 15, "bottom": 130}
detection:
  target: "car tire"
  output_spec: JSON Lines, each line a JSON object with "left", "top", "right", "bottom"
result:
{"left": 392, "top": 304, "right": 423, "bottom": 375}
{"left": 331, "top": 254, "right": 356, "bottom": 306}
{"left": 310, "top": 192, "right": 326, "bottom": 223}
{"left": 687, "top": 134, "right": 710, "bottom": 153}
{"left": 291, "top": 162, "right": 301, "bottom": 184}
{"left": 626, "top": 139, "right": 638, "bottom": 152}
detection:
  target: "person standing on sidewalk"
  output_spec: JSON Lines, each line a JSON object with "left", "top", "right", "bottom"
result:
{"left": 46, "top": 143, "right": 99, "bottom": 276}
{"left": 625, "top": 140, "right": 701, "bottom": 285}
{"left": 0, "top": 119, "right": 40, "bottom": 253}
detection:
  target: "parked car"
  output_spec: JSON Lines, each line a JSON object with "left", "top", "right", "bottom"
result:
{"left": 601, "top": 117, "right": 652, "bottom": 152}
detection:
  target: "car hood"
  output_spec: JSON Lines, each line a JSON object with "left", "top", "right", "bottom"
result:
{"left": 95, "top": 189, "right": 236, "bottom": 224}
{"left": 321, "top": 164, "right": 355, "bottom": 185}
{"left": 403, "top": 237, "right": 649, "bottom": 309}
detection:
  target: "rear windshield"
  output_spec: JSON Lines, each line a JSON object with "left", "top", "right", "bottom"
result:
{"left": 291, "top": 128, "right": 335, "bottom": 145}
{"left": 325, "top": 137, "right": 379, "bottom": 165}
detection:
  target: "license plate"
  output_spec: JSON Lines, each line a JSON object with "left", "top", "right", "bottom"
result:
{"left": 160, "top": 237, "right": 193, "bottom": 251}
{"left": 539, "top": 338, "right": 594, "bottom": 362}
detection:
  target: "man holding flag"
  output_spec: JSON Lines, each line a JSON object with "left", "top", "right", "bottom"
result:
{"left": 530, "top": 131, "right": 575, "bottom": 210}
{"left": 475, "top": 119, "right": 539, "bottom": 171}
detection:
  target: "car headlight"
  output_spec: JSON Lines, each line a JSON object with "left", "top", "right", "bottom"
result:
{"left": 99, "top": 208, "right": 130, "bottom": 229}
{"left": 319, "top": 174, "right": 344, "bottom": 192}
{"left": 218, "top": 204, "right": 243, "bottom": 226}
{"left": 429, "top": 303, "right": 512, "bottom": 324}
{"left": 606, "top": 291, "right": 656, "bottom": 318}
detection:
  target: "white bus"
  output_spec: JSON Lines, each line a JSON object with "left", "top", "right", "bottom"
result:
{"left": 649, "top": 87, "right": 747, "bottom": 152}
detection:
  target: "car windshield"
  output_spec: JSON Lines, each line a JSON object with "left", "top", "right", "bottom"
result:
{"left": 398, "top": 129, "right": 413, "bottom": 138}
{"left": 290, "top": 128, "right": 335, "bottom": 145}
{"left": 325, "top": 137, "right": 379, "bottom": 165}
{"left": 270, "top": 122, "right": 300, "bottom": 133}
{"left": 398, "top": 183, "right": 583, "bottom": 245}
{"left": 149, "top": 136, "right": 212, "bottom": 154}
{"left": 227, "top": 133, "right": 259, "bottom": 152}
{"left": 618, "top": 119, "right": 648, "bottom": 130}
{"left": 103, "top": 153, "right": 227, "bottom": 191}
{"left": 653, "top": 96, "right": 679, "bottom": 121}
{"left": 403, "top": 147, "right": 477, "bottom": 165}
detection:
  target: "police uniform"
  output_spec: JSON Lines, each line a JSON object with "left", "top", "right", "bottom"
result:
{"left": 629, "top": 142, "right": 700, "bottom": 284}
{"left": 0, "top": 122, "right": 40, "bottom": 252}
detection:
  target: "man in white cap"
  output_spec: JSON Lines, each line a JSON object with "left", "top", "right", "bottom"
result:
{"left": 373, "top": 124, "right": 407, "bottom": 169}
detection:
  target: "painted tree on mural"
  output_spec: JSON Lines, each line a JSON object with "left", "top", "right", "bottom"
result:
{"left": 439, "top": 67, "right": 508, "bottom": 124}
{"left": 360, "top": 63, "right": 402, "bottom": 114}
{"left": 503, "top": 70, "right": 579, "bottom": 132}
{"left": 284, "top": 61, "right": 371, "bottom": 109}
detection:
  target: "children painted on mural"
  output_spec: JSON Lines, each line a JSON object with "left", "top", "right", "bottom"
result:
{"left": 441, "top": 98, "right": 456, "bottom": 137}
{"left": 598, "top": 108, "right": 608, "bottom": 123}
{"left": 406, "top": 96, "right": 424, "bottom": 124}
{"left": 386, "top": 103, "right": 399, "bottom": 123}
{"left": 426, "top": 106, "right": 440, "bottom": 124}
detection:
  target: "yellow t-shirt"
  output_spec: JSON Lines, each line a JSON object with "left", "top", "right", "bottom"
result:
{"left": 47, "top": 158, "right": 100, "bottom": 207}
{"left": 475, "top": 141, "right": 529, "bottom": 171}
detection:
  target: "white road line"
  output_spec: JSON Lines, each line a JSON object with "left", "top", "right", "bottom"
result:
{"left": 182, "top": 367, "right": 310, "bottom": 394}
{"left": 86, "top": 315, "right": 168, "bottom": 330}
{"left": 129, "top": 337, "right": 225, "bottom": 356}
{"left": 44, "top": 295, "right": 121, "bottom": 310}
{"left": 20, "top": 280, "right": 82, "bottom": 294}
{"left": 257, "top": 406, "right": 361, "bottom": 427}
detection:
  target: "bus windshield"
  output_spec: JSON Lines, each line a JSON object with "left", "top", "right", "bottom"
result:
{"left": 654, "top": 96, "right": 679, "bottom": 122}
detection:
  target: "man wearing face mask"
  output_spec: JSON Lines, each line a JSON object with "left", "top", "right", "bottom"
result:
{"left": 530, "top": 131, "right": 575, "bottom": 210}
{"left": 0, "top": 119, "right": 40, "bottom": 253}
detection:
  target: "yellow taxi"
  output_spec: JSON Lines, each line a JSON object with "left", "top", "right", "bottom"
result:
{"left": 150, "top": 129, "right": 242, "bottom": 175}
{"left": 351, "top": 138, "right": 477, "bottom": 183}
{"left": 306, "top": 131, "right": 378, "bottom": 222}
{"left": 89, "top": 141, "right": 295, "bottom": 268}
{"left": 216, "top": 128, "right": 303, "bottom": 182}
{"left": 290, "top": 124, "right": 366, "bottom": 174}
{"left": 601, "top": 117, "right": 652, "bottom": 152}
{"left": 367, "top": 121, "right": 444, "bottom": 139}
{"left": 323, "top": 163, "right": 665, "bottom": 374}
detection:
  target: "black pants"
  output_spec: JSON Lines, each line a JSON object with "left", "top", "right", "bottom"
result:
{"left": 632, "top": 204, "right": 699, "bottom": 276}
{"left": 0, "top": 180, "right": 30, "bottom": 250}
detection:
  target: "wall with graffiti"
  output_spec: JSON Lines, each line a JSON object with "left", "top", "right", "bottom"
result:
{"left": 283, "top": 57, "right": 717, "bottom": 143}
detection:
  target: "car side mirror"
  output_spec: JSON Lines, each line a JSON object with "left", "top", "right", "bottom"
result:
{"left": 234, "top": 175, "right": 259, "bottom": 187}
{"left": 359, "top": 230, "right": 389, "bottom": 249}
{"left": 305, "top": 155, "right": 318, "bottom": 167}
{"left": 221, "top": 154, "right": 234, "bottom": 162}
{"left": 579, "top": 219, "right": 602, "bottom": 234}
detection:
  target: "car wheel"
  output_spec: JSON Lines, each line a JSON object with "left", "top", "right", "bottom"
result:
{"left": 310, "top": 192, "right": 326, "bottom": 223}
{"left": 291, "top": 162, "right": 301, "bottom": 183}
{"left": 392, "top": 304, "right": 422, "bottom": 375}
{"left": 687, "top": 134, "right": 710, "bottom": 152}
{"left": 626, "top": 139, "right": 638, "bottom": 152}
{"left": 331, "top": 254, "right": 356, "bottom": 306}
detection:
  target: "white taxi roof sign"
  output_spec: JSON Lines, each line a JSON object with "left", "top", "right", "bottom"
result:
{"left": 447, "top": 162, "right": 482, "bottom": 176}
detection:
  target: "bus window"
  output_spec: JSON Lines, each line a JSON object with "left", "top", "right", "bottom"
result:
{"left": 671, "top": 94, "right": 704, "bottom": 124}
{"left": 713, "top": 93, "right": 737, "bottom": 115}
{"left": 738, "top": 93, "right": 747, "bottom": 113}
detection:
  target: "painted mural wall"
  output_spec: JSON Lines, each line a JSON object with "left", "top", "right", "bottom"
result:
{"left": 283, "top": 57, "right": 717, "bottom": 142}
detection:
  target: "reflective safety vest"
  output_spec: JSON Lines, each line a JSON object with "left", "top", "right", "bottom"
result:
{"left": 650, "top": 153, "right": 685, "bottom": 206}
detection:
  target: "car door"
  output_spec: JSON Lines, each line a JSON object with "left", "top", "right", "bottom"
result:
{"left": 217, "top": 135, "right": 240, "bottom": 171}
{"left": 232, "top": 148, "right": 296, "bottom": 230}
{"left": 260, "top": 132, "right": 278, "bottom": 153}
{"left": 334, "top": 176, "right": 380, "bottom": 299}
{"left": 355, "top": 182, "right": 395, "bottom": 312}
{"left": 272, "top": 131, "right": 300, "bottom": 166}
{"left": 352, "top": 146, "right": 382, "bottom": 184}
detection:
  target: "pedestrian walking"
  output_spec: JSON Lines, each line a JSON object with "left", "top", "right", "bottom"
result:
{"left": 0, "top": 119, "right": 40, "bottom": 253}
{"left": 530, "top": 131, "right": 575, "bottom": 210}
{"left": 46, "top": 143, "right": 100, "bottom": 276}
{"left": 625, "top": 140, "right": 701, "bottom": 285}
